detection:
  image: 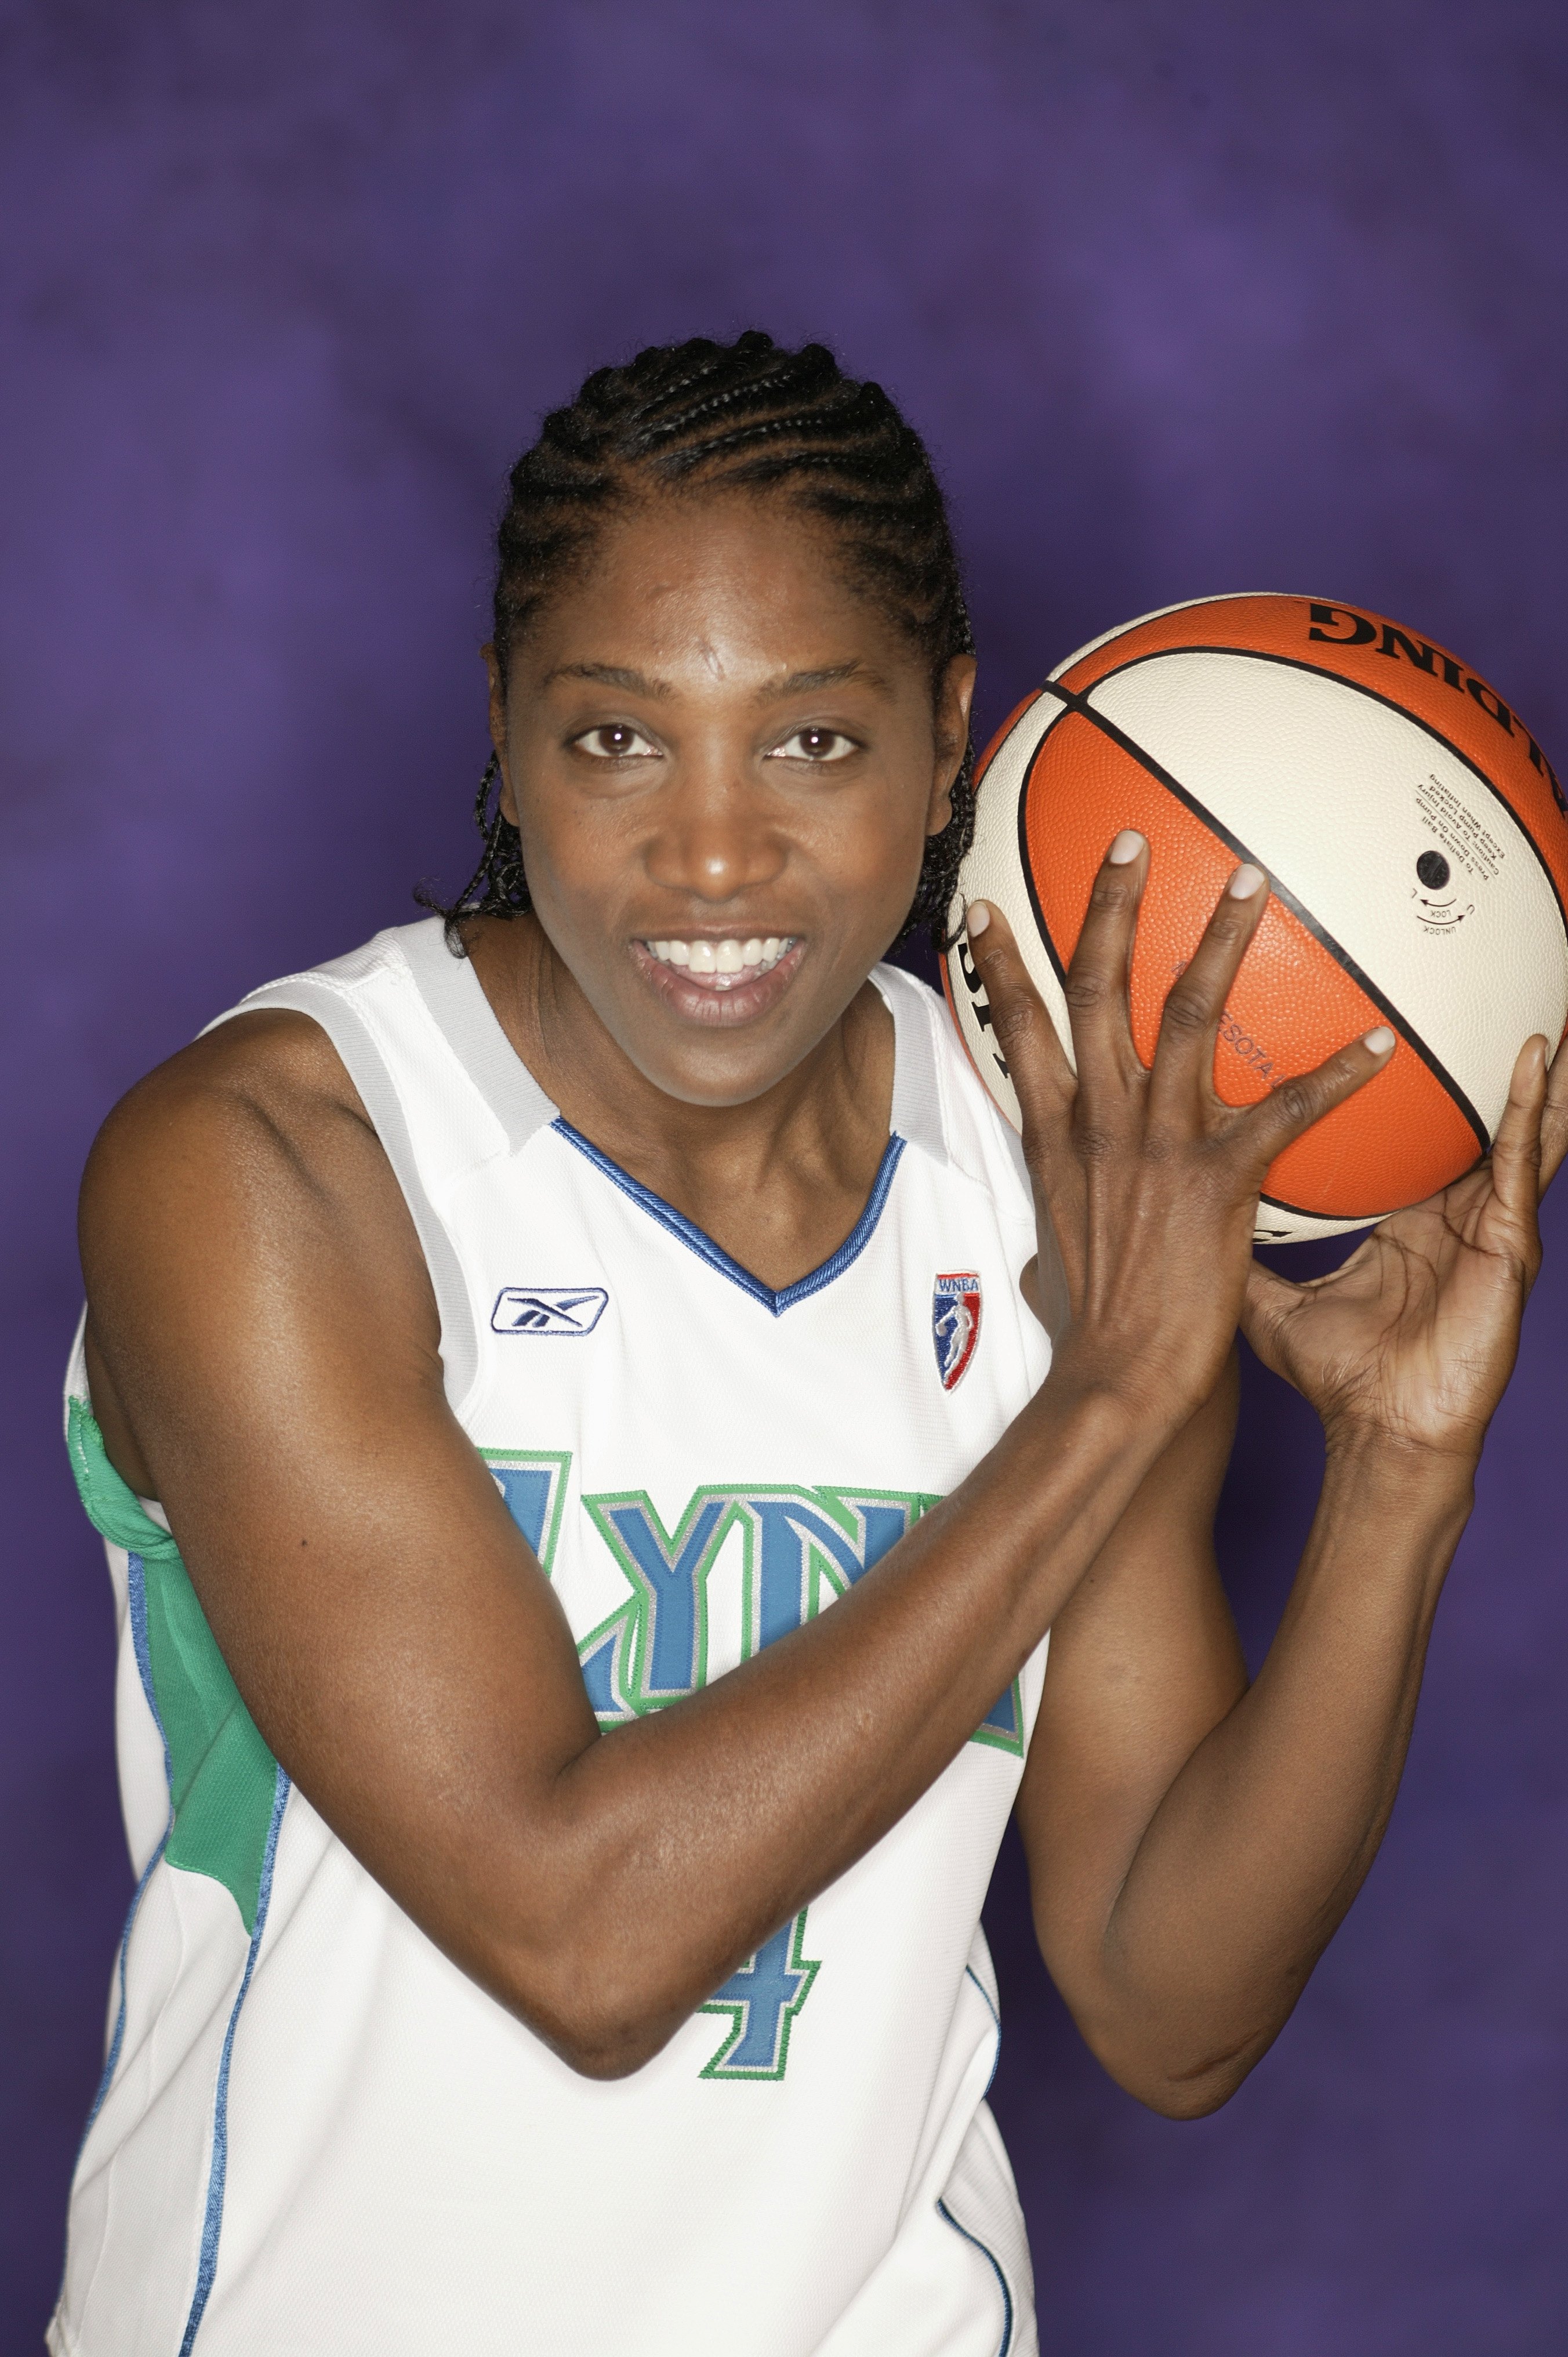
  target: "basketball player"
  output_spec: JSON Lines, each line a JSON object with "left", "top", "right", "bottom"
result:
{"left": 57, "top": 335, "right": 1567, "bottom": 2356}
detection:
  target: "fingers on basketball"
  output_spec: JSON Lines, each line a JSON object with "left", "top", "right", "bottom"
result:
{"left": 1146, "top": 862, "right": 1271, "bottom": 1119}
{"left": 1058, "top": 832, "right": 1148, "bottom": 1095}
{"left": 964, "top": 902, "right": 1075, "bottom": 1141}
{"left": 1236, "top": 1024, "right": 1398, "bottom": 1176}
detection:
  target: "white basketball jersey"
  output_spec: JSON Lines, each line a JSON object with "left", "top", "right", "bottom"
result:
{"left": 55, "top": 916, "right": 1052, "bottom": 2357}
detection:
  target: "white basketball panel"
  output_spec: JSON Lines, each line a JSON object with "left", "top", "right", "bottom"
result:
{"left": 945, "top": 691, "right": 1074, "bottom": 1132}
{"left": 1253, "top": 1202, "right": 1377, "bottom": 1244}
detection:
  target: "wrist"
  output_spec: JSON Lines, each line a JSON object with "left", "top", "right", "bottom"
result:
{"left": 1037, "top": 1339, "right": 1193, "bottom": 1459}
{"left": 1319, "top": 1417, "right": 1477, "bottom": 1520}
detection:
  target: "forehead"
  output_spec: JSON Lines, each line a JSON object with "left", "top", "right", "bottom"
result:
{"left": 513, "top": 490, "right": 921, "bottom": 688}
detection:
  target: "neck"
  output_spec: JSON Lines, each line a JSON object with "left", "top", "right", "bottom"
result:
{"left": 463, "top": 913, "right": 895, "bottom": 1226}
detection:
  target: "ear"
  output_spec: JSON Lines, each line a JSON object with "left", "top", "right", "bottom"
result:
{"left": 482, "top": 643, "right": 520, "bottom": 825}
{"left": 927, "top": 654, "right": 977, "bottom": 836}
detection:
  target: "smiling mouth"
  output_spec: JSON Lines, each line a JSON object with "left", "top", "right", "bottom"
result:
{"left": 630, "top": 933, "right": 806, "bottom": 1024}
{"left": 642, "top": 935, "right": 796, "bottom": 992}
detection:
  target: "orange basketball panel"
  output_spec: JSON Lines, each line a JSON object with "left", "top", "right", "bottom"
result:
{"left": 1054, "top": 594, "right": 1568, "bottom": 916}
{"left": 1021, "top": 719, "right": 1480, "bottom": 1217}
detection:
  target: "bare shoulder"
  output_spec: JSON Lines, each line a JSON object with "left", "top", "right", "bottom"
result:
{"left": 81, "top": 1007, "right": 437, "bottom": 1491}
{"left": 80, "top": 1006, "right": 407, "bottom": 1279}
{"left": 85, "top": 1007, "right": 369, "bottom": 1187}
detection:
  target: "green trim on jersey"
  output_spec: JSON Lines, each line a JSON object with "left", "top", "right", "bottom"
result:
{"left": 67, "top": 1400, "right": 280, "bottom": 1934}
{"left": 966, "top": 1690, "right": 1025, "bottom": 1757}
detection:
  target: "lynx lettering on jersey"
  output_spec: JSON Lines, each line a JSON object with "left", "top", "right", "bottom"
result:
{"left": 482, "top": 1461, "right": 1025, "bottom": 1754}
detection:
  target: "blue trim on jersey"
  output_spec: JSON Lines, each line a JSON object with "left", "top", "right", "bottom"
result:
{"left": 965, "top": 1962, "right": 1000, "bottom": 2032}
{"left": 84, "top": 1833, "right": 169, "bottom": 2140}
{"left": 937, "top": 2198, "right": 1015, "bottom": 2357}
{"left": 178, "top": 1764, "right": 290, "bottom": 2357}
{"left": 966, "top": 1961, "right": 1003, "bottom": 2098}
{"left": 85, "top": 1553, "right": 176, "bottom": 2134}
{"left": 128, "top": 1548, "right": 173, "bottom": 1785}
{"left": 553, "top": 1121, "right": 906, "bottom": 1315}
{"left": 57, "top": 1554, "right": 178, "bottom": 2322}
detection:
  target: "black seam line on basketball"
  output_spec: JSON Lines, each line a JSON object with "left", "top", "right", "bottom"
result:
{"left": 1066, "top": 643, "right": 1568, "bottom": 944}
{"left": 1046, "top": 695, "right": 1491, "bottom": 1154}
{"left": 1011, "top": 709, "right": 1074, "bottom": 991}
{"left": 1257, "top": 1181, "right": 1473, "bottom": 1225}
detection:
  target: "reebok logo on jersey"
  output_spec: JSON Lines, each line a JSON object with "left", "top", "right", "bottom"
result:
{"left": 932, "top": 1272, "right": 981, "bottom": 1391}
{"left": 492, "top": 1286, "right": 609, "bottom": 1336}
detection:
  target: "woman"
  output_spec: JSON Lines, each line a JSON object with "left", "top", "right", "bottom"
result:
{"left": 59, "top": 332, "right": 1565, "bottom": 2356}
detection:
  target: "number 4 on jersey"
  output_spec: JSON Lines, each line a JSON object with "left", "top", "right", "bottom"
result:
{"left": 699, "top": 1912, "right": 820, "bottom": 2080}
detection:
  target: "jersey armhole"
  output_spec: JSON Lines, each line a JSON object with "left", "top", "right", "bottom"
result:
{"left": 206, "top": 976, "right": 481, "bottom": 1416}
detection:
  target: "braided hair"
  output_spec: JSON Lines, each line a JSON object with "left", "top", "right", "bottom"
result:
{"left": 427, "top": 331, "right": 975, "bottom": 948}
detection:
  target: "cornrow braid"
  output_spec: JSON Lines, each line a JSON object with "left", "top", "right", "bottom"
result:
{"left": 423, "top": 331, "right": 975, "bottom": 948}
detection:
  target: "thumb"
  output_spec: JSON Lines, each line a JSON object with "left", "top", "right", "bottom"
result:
{"left": 1487, "top": 1035, "right": 1548, "bottom": 1241}
{"left": 1240, "top": 1259, "right": 1304, "bottom": 1379}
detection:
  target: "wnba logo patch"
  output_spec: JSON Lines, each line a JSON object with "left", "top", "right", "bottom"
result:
{"left": 932, "top": 1272, "right": 981, "bottom": 1391}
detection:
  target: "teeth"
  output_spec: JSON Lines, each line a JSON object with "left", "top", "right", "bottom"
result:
{"left": 644, "top": 936, "right": 794, "bottom": 988}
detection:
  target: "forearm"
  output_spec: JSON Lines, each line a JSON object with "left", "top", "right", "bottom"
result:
{"left": 1074, "top": 1433, "right": 1473, "bottom": 2112}
{"left": 478, "top": 1372, "right": 1168, "bottom": 2072}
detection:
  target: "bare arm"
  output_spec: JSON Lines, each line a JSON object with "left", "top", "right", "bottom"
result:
{"left": 1018, "top": 1374, "right": 1467, "bottom": 2117}
{"left": 1008, "top": 993, "right": 1568, "bottom": 2118}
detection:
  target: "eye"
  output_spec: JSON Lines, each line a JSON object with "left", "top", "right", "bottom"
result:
{"left": 573, "top": 723, "right": 659, "bottom": 760}
{"left": 770, "top": 727, "right": 857, "bottom": 764}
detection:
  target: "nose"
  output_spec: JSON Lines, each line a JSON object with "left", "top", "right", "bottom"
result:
{"left": 643, "top": 763, "right": 787, "bottom": 905}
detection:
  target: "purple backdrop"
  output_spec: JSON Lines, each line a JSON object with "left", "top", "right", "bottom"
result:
{"left": 5, "top": 4, "right": 1567, "bottom": 2348}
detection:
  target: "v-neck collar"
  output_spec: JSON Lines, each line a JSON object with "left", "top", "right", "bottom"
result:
{"left": 551, "top": 1121, "right": 907, "bottom": 1315}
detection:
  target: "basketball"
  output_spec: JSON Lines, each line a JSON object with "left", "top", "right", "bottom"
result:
{"left": 943, "top": 593, "right": 1568, "bottom": 1242}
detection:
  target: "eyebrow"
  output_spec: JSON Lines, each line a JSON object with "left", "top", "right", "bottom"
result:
{"left": 761, "top": 660, "right": 886, "bottom": 699}
{"left": 540, "top": 661, "right": 674, "bottom": 698}
{"left": 538, "top": 657, "right": 887, "bottom": 701}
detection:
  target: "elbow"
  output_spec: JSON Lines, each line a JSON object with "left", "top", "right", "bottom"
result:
{"left": 1081, "top": 2017, "right": 1275, "bottom": 2120}
{"left": 494, "top": 1942, "right": 685, "bottom": 2082}
{"left": 1050, "top": 1941, "right": 1286, "bottom": 2120}
{"left": 1121, "top": 2063, "right": 1247, "bottom": 2121}
{"left": 549, "top": 2012, "right": 673, "bottom": 2083}
{"left": 460, "top": 1840, "right": 743, "bottom": 2080}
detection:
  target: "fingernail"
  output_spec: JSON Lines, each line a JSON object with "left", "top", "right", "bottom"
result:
{"left": 1107, "top": 829, "right": 1145, "bottom": 865}
{"left": 1228, "top": 863, "right": 1266, "bottom": 900}
{"left": 967, "top": 901, "right": 992, "bottom": 937}
{"left": 1363, "top": 1025, "right": 1395, "bottom": 1054}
